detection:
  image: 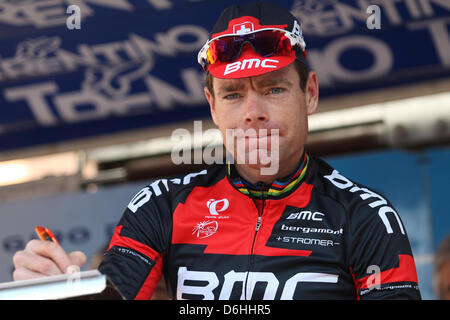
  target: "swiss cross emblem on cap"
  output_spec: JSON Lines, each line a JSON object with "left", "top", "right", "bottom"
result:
{"left": 233, "top": 21, "right": 254, "bottom": 34}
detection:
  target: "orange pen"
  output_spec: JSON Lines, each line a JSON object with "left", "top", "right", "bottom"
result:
{"left": 35, "top": 226, "right": 59, "bottom": 244}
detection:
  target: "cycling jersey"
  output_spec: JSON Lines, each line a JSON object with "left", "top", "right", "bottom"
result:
{"left": 98, "top": 153, "right": 421, "bottom": 300}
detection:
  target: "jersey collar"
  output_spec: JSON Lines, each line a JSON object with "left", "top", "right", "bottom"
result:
{"left": 227, "top": 152, "right": 309, "bottom": 199}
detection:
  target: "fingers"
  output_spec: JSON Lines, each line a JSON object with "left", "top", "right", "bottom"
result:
{"left": 13, "top": 266, "right": 47, "bottom": 281}
{"left": 12, "top": 239, "right": 89, "bottom": 282}
{"left": 12, "top": 239, "right": 73, "bottom": 278}
{"left": 13, "top": 249, "right": 62, "bottom": 279}
{"left": 69, "top": 251, "right": 87, "bottom": 268}
{"left": 25, "top": 239, "right": 74, "bottom": 274}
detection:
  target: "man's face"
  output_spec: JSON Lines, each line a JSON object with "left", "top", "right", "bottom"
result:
{"left": 204, "top": 62, "right": 318, "bottom": 177}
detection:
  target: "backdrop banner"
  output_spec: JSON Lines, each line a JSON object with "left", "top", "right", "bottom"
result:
{"left": 0, "top": 0, "right": 449, "bottom": 153}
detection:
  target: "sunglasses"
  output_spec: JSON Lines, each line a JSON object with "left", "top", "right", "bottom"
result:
{"left": 197, "top": 28, "right": 306, "bottom": 71}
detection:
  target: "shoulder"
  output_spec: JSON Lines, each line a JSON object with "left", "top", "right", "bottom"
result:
{"left": 126, "top": 164, "right": 226, "bottom": 214}
{"left": 308, "top": 156, "right": 370, "bottom": 208}
{"left": 310, "top": 156, "right": 402, "bottom": 232}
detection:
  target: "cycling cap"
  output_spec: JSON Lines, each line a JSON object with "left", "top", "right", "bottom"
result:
{"left": 198, "top": 2, "right": 306, "bottom": 79}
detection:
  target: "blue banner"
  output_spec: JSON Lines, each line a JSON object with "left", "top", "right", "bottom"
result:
{"left": 0, "top": 0, "right": 449, "bottom": 153}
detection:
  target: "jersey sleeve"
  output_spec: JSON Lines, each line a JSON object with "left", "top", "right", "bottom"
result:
{"left": 98, "top": 182, "right": 172, "bottom": 300}
{"left": 346, "top": 186, "right": 421, "bottom": 300}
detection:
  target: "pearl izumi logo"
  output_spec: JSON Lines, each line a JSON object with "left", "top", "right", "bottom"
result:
{"left": 206, "top": 199, "right": 229, "bottom": 215}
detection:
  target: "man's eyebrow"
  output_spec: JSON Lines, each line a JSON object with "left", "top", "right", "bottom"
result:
{"left": 216, "top": 82, "right": 246, "bottom": 94}
{"left": 255, "top": 77, "right": 293, "bottom": 88}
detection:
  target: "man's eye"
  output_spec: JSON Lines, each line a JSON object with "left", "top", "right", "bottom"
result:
{"left": 224, "top": 93, "right": 240, "bottom": 100}
{"left": 269, "top": 88, "right": 284, "bottom": 95}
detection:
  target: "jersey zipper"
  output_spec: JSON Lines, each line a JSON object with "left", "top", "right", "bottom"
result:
{"left": 244, "top": 184, "right": 265, "bottom": 300}
{"left": 255, "top": 216, "right": 262, "bottom": 232}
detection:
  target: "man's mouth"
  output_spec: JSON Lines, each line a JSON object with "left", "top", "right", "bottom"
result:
{"left": 234, "top": 129, "right": 279, "bottom": 151}
{"left": 244, "top": 135, "right": 271, "bottom": 146}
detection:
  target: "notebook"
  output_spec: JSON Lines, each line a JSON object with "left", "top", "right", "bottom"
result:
{"left": 0, "top": 269, "right": 124, "bottom": 300}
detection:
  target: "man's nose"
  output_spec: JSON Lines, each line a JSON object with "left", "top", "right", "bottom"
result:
{"left": 244, "top": 90, "right": 268, "bottom": 124}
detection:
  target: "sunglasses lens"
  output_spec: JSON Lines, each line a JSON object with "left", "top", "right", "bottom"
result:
{"left": 215, "top": 38, "right": 243, "bottom": 62}
{"left": 251, "top": 31, "right": 288, "bottom": 57}
{"left": 206, "top": 30, "right": 292, "bottom": 66}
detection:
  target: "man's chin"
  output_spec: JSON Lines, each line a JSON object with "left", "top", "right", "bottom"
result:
{"left": 234, "top": 149, "right": 280, "bottom": 176}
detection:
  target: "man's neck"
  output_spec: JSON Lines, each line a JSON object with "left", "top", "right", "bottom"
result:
{"left": 234, "top": 149, "right": 304, "bottom": 185}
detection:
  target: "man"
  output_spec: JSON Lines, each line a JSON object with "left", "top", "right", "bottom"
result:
{"left": 12, "top": 2, "right": 421, "bottom": 300}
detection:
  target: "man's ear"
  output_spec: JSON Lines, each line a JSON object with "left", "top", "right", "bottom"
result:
{"left": 305, "top": 71, "right": 319, "bottom": 115}
{"left": 204, "top": 86, "right": 219, "bottom": 126}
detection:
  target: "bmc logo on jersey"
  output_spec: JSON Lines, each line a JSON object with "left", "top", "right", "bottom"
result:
{"left": 177, "top": 266, "right": 339, "bottom": 300}
{"left": 224, "top": 58, "right": 279, "bottom": 76}
{"left": 287, "top": 211, "right": 325, "bottom": 221}
{"left": 206, "top": 198, "right": 229, "bottom": 215}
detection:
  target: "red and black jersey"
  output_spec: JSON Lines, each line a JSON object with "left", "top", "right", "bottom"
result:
{"left": 98, "top": 153, "right": 421, "bottom": 300}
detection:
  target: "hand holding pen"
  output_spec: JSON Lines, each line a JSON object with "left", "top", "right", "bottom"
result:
{"left": 12, "top": 225, "right": 87, "bottom": 281}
